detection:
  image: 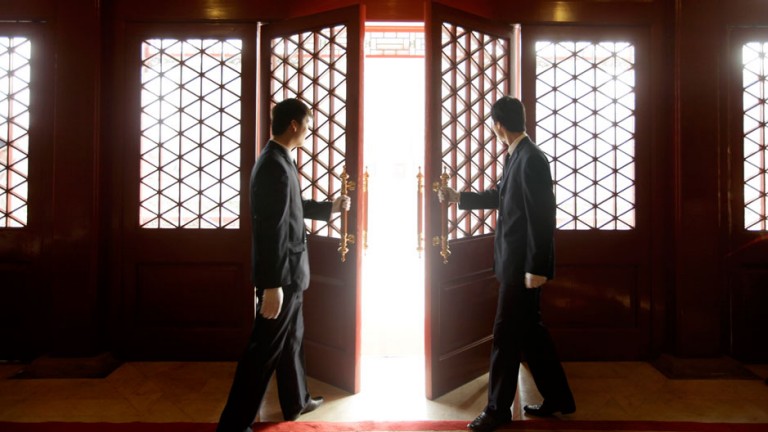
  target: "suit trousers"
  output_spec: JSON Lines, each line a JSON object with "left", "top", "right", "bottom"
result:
{"left": 217, "top": 289, "right": 310, "bottom": 432}
{"left": 486, "top": 282, "right": 574, "bottom": 417}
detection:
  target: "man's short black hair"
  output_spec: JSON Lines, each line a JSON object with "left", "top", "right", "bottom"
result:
{"left": 491, "top": 96, "right": 526, "bottom": 132}
{"left": 271, "top": 98, "right": 311, "bottom": 136}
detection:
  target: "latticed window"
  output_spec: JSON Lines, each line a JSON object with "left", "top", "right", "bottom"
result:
{"left": 0, "top": 37, "right": 31, "bottom": 228}
{"left": 365, "top": 27, "right": 424, "bottom": 57}
{"left": 139, "top": 39, "right": 243, "bottom": 229}
{"left": 270, "top": 25, "right": 348, "bottom": 238}
{"left": 742, "top": 41, "right": 768, "bottom": 231}
{"left": 535, "top": 41, "right": 636, "bottom": 230}
{"left": 441, "top": 23, "right": 509, "bottom": 240}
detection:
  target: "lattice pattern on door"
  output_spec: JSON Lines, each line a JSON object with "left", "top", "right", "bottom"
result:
{"left": 535, "top": 41, "right": 636, "bottom": 230}
{"left": 742, "top": 41, "right": 768, "bottom": 231}
{"left": 270, "top": 25, "right": 348, "bottom": 239}
{"left": 441, "top": 23, "right": 509, "bottom": 240}
{"left": 139, "top": 38, "right": 243, "bottom": 229}
{"left": 0, "top": 36, "right": 30, "bottom": 228}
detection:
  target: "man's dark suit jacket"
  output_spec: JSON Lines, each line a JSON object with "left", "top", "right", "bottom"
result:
{"left": 250, "top": 140, "right": 332, "bottom": 293}
{"left": 459, "top": 136, "right": 556, "bottom": 284}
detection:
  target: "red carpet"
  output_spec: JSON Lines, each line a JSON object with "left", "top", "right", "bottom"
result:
{"left": 1, "top": 421, "right": 768, "bottom": 432}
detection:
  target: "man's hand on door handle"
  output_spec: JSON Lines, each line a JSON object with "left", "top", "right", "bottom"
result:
{"left": 332, "top": 195, "right": 351, "bottom": 213}
{"left": 438, "top": 186, "right": 460, "bottom": 203}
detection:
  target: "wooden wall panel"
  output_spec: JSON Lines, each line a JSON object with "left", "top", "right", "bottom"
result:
{"left": 0, "top": 0, "right": 54, "bottom": 20}
{"left": 135, "top": 264, "right": 242, "bottom": 327}
{"left": 543, "top": 266, "right": 639, "bottom": 329}
{"left": 48, "top": 0, "right": 103, "bottom": 356}
{"left": 729, "top": 264, "right": 768, "bottom": 362}
{"left": 674, "top": 0, "right": 723, "bottom": 357}
{"left": 0, "top": 265, "right": 47, "bottom": 360}
{"left": 117, "top": 263, "right": 246, "bottom": 359}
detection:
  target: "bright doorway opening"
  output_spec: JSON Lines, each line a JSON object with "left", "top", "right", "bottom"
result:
{"left": 361, "top": 23, "right": 426, "bottom": 400}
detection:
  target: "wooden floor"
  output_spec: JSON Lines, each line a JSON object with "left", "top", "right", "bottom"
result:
{"left": 1, "top": 357, "right": 767, "bottom": 424}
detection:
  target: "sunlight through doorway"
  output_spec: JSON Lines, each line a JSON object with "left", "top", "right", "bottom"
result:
{"left": 361, "top": 23, "right": 426, "bottom": 397}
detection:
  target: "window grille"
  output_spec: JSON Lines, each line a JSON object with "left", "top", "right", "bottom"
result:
{"left": 0, "top": 37, "right": 31, "bottom": 228}
{"left": 742, "top": 41, "right": 768, "bottom": 231}
{"left": 139, "top": 38, "right": 243, "bottom": 229}
{"left": 269, "top": 25, "right": 348, "bottom": 238}
{"left": 535, "top": 41, "right": 636, "bottom": 230}
{"left": 440, "top": 23, "right": 509, "bottom": 240}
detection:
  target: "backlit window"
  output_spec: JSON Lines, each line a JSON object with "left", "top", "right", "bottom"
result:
{"left": 139, "top": 38, "right": 242, "bottom": 229}
{"left": 0, "top": 37, "right": 31, "bottom": 228}
{"left": 535, "top": 41, "right": 636, "bottom": 230}
{"left": 742, "top": 41, "right": 768, "bottom": 231}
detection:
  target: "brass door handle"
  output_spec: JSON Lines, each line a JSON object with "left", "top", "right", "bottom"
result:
{"left": 431, "top": 169, "right": 451, "bottom": 264}
{"left": 363, "top": 167, "right": 369, "bottom": 251}
{"left": 417, "top": 167, "right": 424, "bottom": 257}
{"left": 339, "top": 166, "right": 356, "bottom": 262}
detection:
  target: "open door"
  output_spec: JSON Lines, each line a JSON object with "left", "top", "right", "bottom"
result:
{"left": 424, "top": 3, "right": 512, "bottom": 400}
{"left": 260, "top": 5, "right": 365, "bottom": 393}
{"left": 425, "top": 3, "right": 655, "bottom": 399}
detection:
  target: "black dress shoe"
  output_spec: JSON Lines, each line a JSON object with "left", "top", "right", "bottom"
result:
{"left": 523, "top": 401, "right": 575, "bottom": 417}
{"left": 467, "top": 411, "right": 510, "bottom": 432}
{"left": 287, "top": 396, "right": 324, "bottom": 420}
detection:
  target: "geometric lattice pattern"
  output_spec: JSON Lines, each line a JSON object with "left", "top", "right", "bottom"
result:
{"left": 441, "top": 23, "right": 509, "bottom": 240}
{"left": 365, "top": 26, "right": 425, "bottom": 57}
{"left": 270, "top": 25, "right": 347, "bottom": 238}
{"left": 742, "top": 42, "right": 768, "bottom": 231}
{"left": 0, "top": 37, "right": 31, "bottom": 228}
{"left": 139, "top": 39, "right": 242, "bottom": 229}
{"left": 535, "top": 41, "right": 636, "bottom": 230}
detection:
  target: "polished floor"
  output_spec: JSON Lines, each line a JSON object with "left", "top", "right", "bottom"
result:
{"left": 1, "top": 357, "right": 767, "bottom": 425}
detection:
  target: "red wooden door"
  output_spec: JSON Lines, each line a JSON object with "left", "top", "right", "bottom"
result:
{"left": 425, "top": 5, "right": 655, "bottom": 399}
{"left": 725, "top": 28, "right": 768, "bottom": 362}
{"left": 260, "top": 6, "right": 364, "bottom": 393}
{"left": 521, "top": 26, "right": 653, "bottom": 360}
{"left": 0, "top": 23, "right": 54, "bottom": 360}
{"left": 424, "top": 3, "right": 512, "bottom": 400}
{"left": 114, "top": 23, "right": 258, "bottom": 359}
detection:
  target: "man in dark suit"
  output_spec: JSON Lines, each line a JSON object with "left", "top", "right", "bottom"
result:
{"left": 217, "top": 98, "right": 350, "bottom": 432}
{"left": 440, "top": 96, "right": 575, "bottom": 432}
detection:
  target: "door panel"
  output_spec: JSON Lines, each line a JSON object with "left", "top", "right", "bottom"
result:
{"left": 261, "top": 5, "right": 364, "bottom": 393}
{"left": 115, "top": 24, "right": 257, "bottom": 359}
{"left": 0, "top": 24, "right": 54, "bottom": 360}
{"left": 522, "top": 26, "right": 652, "bottom": 360}
{"left": 425, "top": 3, "right": 511, "bottom": 400}
{"left": 725, "top": 28, "right": 768, "bottom": 361}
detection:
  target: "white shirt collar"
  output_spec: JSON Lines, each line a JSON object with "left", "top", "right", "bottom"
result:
{"left": 507, "top": 132, "right": 528, "bottom": 156}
